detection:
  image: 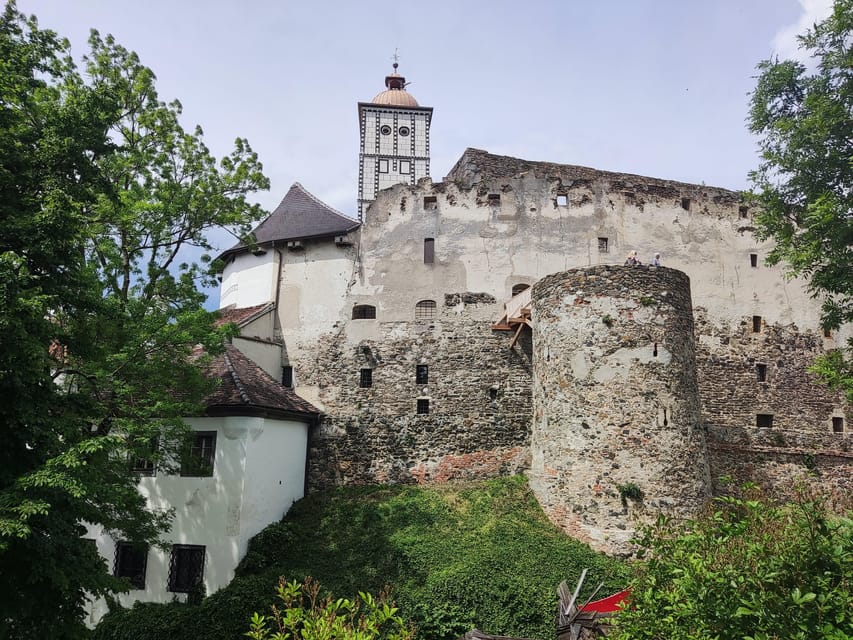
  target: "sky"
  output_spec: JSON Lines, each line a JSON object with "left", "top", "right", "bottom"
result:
{"left": 16, "top": 0, "right": 833, "bottom": 302}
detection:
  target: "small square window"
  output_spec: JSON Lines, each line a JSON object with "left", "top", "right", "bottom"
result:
{"left": 416, "top": 399, "right": 430, "bottom": 414}
{"left": 756, "top": 363, "right": 767, "bottom": 382}
{"left": 832, "top": 417, "right": 844, "bottom": 433}
{"left": 598, "top": 237, "right": 609, "bottom": 253}
{"left": 752, "top": 316, "right": 762, "bottom": 333}
{"left": 556, "top": 194, "right": 568, "bottom": 206}
{"left": 681, "top": 197, "right": 691, "bottom": 211}
{"left": 750, "top": 253, "right": 758, "bottom": 268}
{"left": 424, "top": 238, "right": 435, "bottom": 264}
{"left": 282, "top": 366, "right": 293, "bottom": 388}
{"left": 756, "top": 414, "right": 773, "bottom": 428}
{"left": 423, "top": 196, "right": 437, "bottom": 210}
{"left": 487, "top": 194, "right": 501, "bottom": 206}
{"left": 399, "top": 160, "right": 411, "bottom": 174}
{"left": 378, "top": 159, "right": 389, "bottom": 173}
{"left": 359, "top": 368, "right": 373, "bottom": 388}
{"left": 168, "top": 545, "right": 205, "bottom": 593}
{"left": 115, "top": 542, "right": 148, "bottom": 590}
{"left": 180, "top": 432, "right": 216, "bottom": 477}
{"left": 416, "top": 364, "right": 429, "bottom": 385}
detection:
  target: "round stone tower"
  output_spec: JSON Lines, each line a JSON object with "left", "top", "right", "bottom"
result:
{"left": 529, "top": 265, "right": 710, "bottom": 554}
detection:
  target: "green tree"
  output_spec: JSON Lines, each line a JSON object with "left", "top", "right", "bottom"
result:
{"left": 610, "top": 489, "right": 853, "bottom": 640}
{"left": 748, "top": 0, "right": 853, "bottom": 401}
{"left": 0, "top": 3, "right": 268, "bottom": 637}
{"left": 245, "top": 577, "right": 415, "bottom": 640}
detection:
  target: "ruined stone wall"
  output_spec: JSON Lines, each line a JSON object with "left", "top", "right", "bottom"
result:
{"left": 529, "top": 266, "right": 711, "bottom": 554}
{"left": 303, "top": 303, "right": 532, "bottom": 491}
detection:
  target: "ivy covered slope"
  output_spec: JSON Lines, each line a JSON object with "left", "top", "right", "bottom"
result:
{"left": 95, "top": 476, "right": 628, "bottom": 640}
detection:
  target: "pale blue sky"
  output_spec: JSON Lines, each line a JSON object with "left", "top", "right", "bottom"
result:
{"left": 18, "top": 0, "right": 830, "bottom": 250}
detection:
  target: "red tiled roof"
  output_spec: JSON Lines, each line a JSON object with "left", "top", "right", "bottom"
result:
{"left": 215, "top": 303, "right": 274, "bottom": 327}
{"left": 205, "top": 345, "right": 320, "bottom": 420}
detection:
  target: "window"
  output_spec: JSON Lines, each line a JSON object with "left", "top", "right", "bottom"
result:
{"left": 114, "top": 542, "right": 148, "bottom": 590}
{"left": 681, "top": 197, "right": 691, "bottom": 211}
{"left": 832, "top": 417, "right": 844, "bottom": 433}
{"left": 556, "top": 194, "right": 568, "bottom": 206}
{"left": 756, "top": 363, "right": 767, "bottom": 382}
{"left": 423, "top": 196, "right": 437, "bottom": 210}
{"left": 168, "top": 544, "right": 205, "bottom": 593}
{"left": 352, "top": 305, "right": 376, "bottom": 319}
{"left": 180, "top": 432, "right": 216, "bottom": 477}
{"left": 416, "top": 364, "right": 429, "bottom": 385}
{"left": 487, "top": 194, "right": 501, "bottom": 206}
{"left": 399, "top": 160, "right": 411, "bottom": 174}
{"left": 378, "top": 159, "right": 389, "bottom": 173}
{"left": 823, "top": 327, "right": 832, "bottom": 338}
{"left": 416, "top": 399, "right": 430, "bottom": 414}
{"left": 750, "top": 253, "right": 758, "bottom": 268}
{"left": 282, "top": 366, "right": 293, "bottom": 388}
{"left": 380, "top": 125, "right": 392, "bottom": 135}
{"left": 752, "top": 315, "right": 762, "bottom": 333}
{"left": 131, "top": 438, "right": 158, "bottom": 476}
{"left": 489, "top": 387, "right": 498, "bottom": 401}
{"left": 511, "top": 283, "right": 530, "bottom": 297}
{"left": 415, "top": 300, "right": 436, "bottom": 320}
{"left": 398, "top": 126, "right": 410, "bottom": 136}
{"left": 424, "top": 238, "right": 434, "bottom": 264}
{"left": 739, "top": 205, "right": 749, "bottom": 218}
{"left": 359, "top": 368, "right": 373, "bottom": 388}
{"left": 756, "top": 414, "right": 774, "bottom": 429}
{"left": 598, "top": 237, "right": 609, "bottom": 253}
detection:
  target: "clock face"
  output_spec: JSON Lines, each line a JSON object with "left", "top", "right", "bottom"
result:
{"left": 380, "top": 125, "right": 392, "bottom": 135}
{"left": 398, "top": 126, "right": 410, "bottom": 136}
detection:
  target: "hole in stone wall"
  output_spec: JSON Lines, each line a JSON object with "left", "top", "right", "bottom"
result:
{"left": 488, "top": 193, "right": 501, "bottom": 206}
{"left": 556, "top": 194, "right": 568, "bottom": 206}
{"left": 663, "top": 407, "right": 668, "bottom": 426}
{"left": 424, "top": 238, "right": 435, "bottom": 264}
{"left": 352, "top": 305, "right": 377, "bottom": 320}
{"left": 653, "top": 343, "right": 658, "bottom": 357}
{"left": 416, "top": 398, "right": 430, "bottom": 414}
{"left": 739, "top": 205, "right": 749, "bottom": 218}
{"left": 823, "top": 327, "right": 832, "bottom": 338}
{"left": 756, "top": 363, "right": 767, "bottom": 382}
{"left": 832, "top": 417, "right": 844, "bottom": 433}
{"left": 423, "top": 196, "right": 437, "bottom": 210}
{"left": 750, "top": 253, "right": 758, "bottom": 268}
{"left": 359, "top": 368, "right": 373, "bottom": 388}
{"left": 598, "top": 237, "right": 609, "bottom": 253}
{"left": 681, "top": 197, "right": 691, "bottom": 211}
{"left": 756, "top": 414, "right": 774, "bottom": 428}
{"left": 416, "top": 364, "right": 429, "bottom": 385}
{"left": 489, "top": 387, "right": 498, "bottom": 401}
{"left": 752, "top": 315, "right": 762, "bottom": 333}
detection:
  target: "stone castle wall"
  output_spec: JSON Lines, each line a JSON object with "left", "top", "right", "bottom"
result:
{"left": 528, "top": 266, "right": 711, "bottom": 553}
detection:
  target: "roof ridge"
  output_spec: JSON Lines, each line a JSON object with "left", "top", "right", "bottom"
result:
{"left": 223, "top": 350, "right": 252, "bottom": 405}
{"left": 291, "top": 182, "right": 359, "bottom": 225}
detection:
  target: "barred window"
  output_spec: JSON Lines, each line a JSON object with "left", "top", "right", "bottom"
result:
{"left": 416, "top": 364, "right": 429, "bottom": 385}
{"left": 180, "top": 432, "right": 216, "bottom": 477}
{"left": 114, "top": 542, "right": 148, "bottom": 590}
{"left": 415, "top": 300, "right": 436, "bottom": 320}
{"left": 352, "top": 305, "right": 376, "bottom": 320}
{"left": 168, "top": 544, "right": 205, "bottom": 593}
{"left": 359, "top": 368, "right": 373, "bottom": 388}
{"left": 416, "top": 399, "right": 430, "bottom": 414}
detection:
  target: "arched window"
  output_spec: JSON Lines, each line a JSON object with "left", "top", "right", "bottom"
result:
{"left": 352, "top": 305, "right": 376, "bottom": 320}
{"left": 415, "top": 300, "right": 436, "bottom": 320}
{"left": 511, "top": 283, "right": 530, "bottom": 296}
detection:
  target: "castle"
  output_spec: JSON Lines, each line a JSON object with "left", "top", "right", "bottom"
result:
{"left": 87, "top": 63, "right": 850, "bottom": 621}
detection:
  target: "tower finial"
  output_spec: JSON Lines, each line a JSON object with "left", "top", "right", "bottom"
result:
{"left": 391, "top": 48, "right": 399, "bottom": 71}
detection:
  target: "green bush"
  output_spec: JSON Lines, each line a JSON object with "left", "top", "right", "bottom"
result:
{"left": 96, "top": 476, "right": 627, "bottom": 640}
{"left": 610, "top": 487, "right": 853, "bottom": 640}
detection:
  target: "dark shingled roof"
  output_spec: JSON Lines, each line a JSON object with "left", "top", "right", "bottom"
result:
{"left": 445, "top": 148, "right": 741, "bottom": 202}
{"left": 205, "top": 345, "right": 320, "bottom": 421}
{"left": 220, "top": 183, "right": 359, "bottom": 259}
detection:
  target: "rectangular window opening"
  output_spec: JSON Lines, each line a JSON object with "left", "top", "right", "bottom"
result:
{"left": 416, "top": 398, "right": 430, "bottom": 415}
{"left": 180, "top": 432, "right": 216, "bottom": 477}
{"left": 416, "top": 364, "right": 429, "bottom": 385}
{"left": 597, "top": 237, "right": 609, "bottom": 253}
{"left": 423, "top": 238, "right": 434, "bottom": 264}
{"left": 487, "top": 193, "right": 501, "bottom": 206}
{"left": 282, "top": 366, "right": 293, "bottom": 388}
{"left": 359, "top": 368, "right": 373, "bottom": 388}
{"left": 750, "top": 253, "right": 758, "bottom": 268}
{"left": 168, "top": 545, "right": 205, "bottom": 593}
{"left": 423, "top": 196, "right": 437, "bottom": 210}
{"left": 752, "top": 315, "right": 762, "bottom": 333}
{"left": 681, "top": 197, "right": 691, "bottom": 211}
{"left": 131, "top": 438, "right": 158, "bottom": 476}
{"left": 739, "top": 205, "right": 749, "bottom": 218}
{"left": 756, "top": 363, "right": 767, "bottom": 382}
{"left": 556, "top": 194, "right": 568, "bottom": 206}
{"left": 756, "top": 414, "right": 774, "bottom": 429}
{"left": 399, "top": 160, "right": 411, "bottom": 174}
{"left": 115, "top": 542, "right": 148, "bottom": 590}
{"left": 832, "top": 417, "right": 844, "bottom": 433}
{"left": 823, "top": 327, "right": 832, "bottom": 338}
{"left": 378, "top": 159, "right": 389, "bottom": 173}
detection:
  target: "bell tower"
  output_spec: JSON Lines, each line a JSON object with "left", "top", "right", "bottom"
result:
{"left": 357, "top": 61, "right": 432, "bottom": 219}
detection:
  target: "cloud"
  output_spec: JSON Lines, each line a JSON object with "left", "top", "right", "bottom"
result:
{"left": 772, "top": 0, "right": 834, "bottom": 61}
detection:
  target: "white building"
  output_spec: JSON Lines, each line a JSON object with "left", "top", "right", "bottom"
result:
{"left": 86, "top": 345, "right": 319, "bottom": 624}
